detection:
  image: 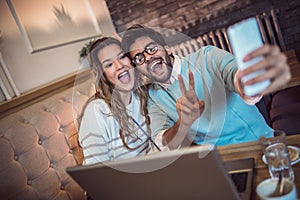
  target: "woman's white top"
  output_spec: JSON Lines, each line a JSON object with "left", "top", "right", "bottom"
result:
{"left": 79, "top": 92, "right": 151, "bottom": 165}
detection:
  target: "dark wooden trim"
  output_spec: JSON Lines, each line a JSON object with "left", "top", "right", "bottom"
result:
{"left": 285, "top": 49, "right": 300, "bottom": 89}
{"left": 0, "top": 69, "right": 91, "bottom": 118}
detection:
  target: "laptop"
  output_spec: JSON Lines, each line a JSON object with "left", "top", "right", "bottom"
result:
{"left": 67, "top": 144, "right": 254, "bottom": 200}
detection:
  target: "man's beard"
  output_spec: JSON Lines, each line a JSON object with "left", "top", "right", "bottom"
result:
{"left": 147, "top": 53, "right": 173, "bottom": 83}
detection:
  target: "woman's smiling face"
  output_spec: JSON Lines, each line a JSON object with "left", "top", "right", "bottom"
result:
{"left": 98, "top": 43, "right": 135, "bottom": 92}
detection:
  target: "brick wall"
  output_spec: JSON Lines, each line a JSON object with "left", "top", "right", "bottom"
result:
{"left": 105, "top": 0, "right": 300, "bottom": 60}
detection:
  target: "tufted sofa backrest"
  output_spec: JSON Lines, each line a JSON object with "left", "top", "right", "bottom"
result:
{"left": 0, "top": 74, "right": 95, "bottom": 200}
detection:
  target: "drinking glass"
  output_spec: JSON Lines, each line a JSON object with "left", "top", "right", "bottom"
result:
{"left": 260, "top": 130, "right": 294, "bottom": 181}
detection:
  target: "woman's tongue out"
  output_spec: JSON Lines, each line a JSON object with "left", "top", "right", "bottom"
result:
{"left": 118, "top": 71, "right": 131, "bottom": 84}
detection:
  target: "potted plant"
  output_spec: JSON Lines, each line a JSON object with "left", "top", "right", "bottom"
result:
{"left": 78, "top": 39, "right": 97, "bottom": 69}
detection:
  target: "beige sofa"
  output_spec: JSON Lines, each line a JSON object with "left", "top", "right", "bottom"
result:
{"left": 0, "top": 72, "right": 94, "bottom": 200}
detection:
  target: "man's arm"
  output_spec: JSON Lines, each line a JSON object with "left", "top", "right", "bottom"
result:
{"left": 208, "top": 45, "right": 290, "bottom": 101}
{"left": 162, "top": 120, "right": 194, "bottom": 149}
{"left": 162, "top": 71, "right": 204, "bottom": 149}
{"left": 234, "top": 70, "right": 262, "bottom": 105}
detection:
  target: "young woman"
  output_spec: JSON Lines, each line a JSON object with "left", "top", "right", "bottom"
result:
{"left": 79, "top": 37, "right": 160, "bottom": 165}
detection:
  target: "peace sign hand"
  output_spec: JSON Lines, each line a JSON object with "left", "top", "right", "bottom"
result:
{"left": 176, "top": 71, "right": 205, "bottom": 126}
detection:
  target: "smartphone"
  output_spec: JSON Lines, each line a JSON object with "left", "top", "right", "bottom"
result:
{"left": 227, "top": 17, "right": 270, "bottom": 96}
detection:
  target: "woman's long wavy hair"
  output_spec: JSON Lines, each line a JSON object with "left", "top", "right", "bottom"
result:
{"left": 86, "top": 37, "right": 151, "bottom": 151}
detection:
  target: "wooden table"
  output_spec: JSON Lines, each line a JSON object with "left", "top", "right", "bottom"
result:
{"left": 217, "top": 134, "right": 300, "bottom": 200}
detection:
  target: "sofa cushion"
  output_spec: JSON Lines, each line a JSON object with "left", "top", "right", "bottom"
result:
{"left": 0, "top": 77, "right": 94, "bottom": 200}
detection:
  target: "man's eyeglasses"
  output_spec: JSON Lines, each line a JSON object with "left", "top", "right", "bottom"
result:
{"left": 132, "top": 42, "right": 158, "bottom": 65}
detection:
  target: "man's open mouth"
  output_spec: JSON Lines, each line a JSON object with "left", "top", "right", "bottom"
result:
{"left": 149, "top": 59, "right": 163, "bottom": 73}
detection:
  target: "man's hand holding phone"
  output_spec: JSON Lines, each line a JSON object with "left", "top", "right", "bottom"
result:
{"left": 227, "top": 17, "right": 291, "bottom": 96}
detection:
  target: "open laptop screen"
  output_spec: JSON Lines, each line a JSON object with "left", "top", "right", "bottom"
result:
{"left": 67, "top": 144, "right": 241, "bottom": 200}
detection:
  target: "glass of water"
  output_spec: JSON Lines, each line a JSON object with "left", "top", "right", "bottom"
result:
{"left": 260, "top": 130, "right": 294, "bottom": 181}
